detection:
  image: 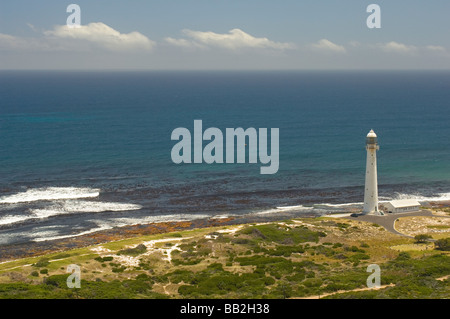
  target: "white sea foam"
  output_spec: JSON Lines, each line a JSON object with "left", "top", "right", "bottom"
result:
{"left": 315, "top": 202, "right": 363, "bottom": 208}
{"left": 0, "top": 200, "right": 142, "bottom": 227}
{"left": 390, "top": 192, "right": 450, "bottom": 202}
{"left": 0, "top": 187, "right": 100, "bottom": 204}
{"left": 0, "top": 215, "right": 30, "bottom": 226}
{"left": 211, "top": 214, "right": 232, "bottom": 219}
{"left": 104, "top": 213, "right": 211, "bottom": 227}
{"left": 254, "top": 205, "right": 315, "bottom": 215}
{"left": 276, "top": 205, "right": 312, "bottom": 210}
{"left": 32, "top": 225, "right": 112, "bottom": 242}
{"left": 30, "top": 200, "right": 142, "bottom": 218}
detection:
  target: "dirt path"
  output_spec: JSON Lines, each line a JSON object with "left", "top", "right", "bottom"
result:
{"left": 297, "top": 283, "right": 395, "bottom": 299}
{"left": 436, "top": 275, "right": 449, "bottom": 281}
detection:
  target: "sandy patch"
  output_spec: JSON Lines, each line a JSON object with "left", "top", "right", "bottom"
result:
{"left": 215, "top": 225, "right": 245, "bottom": 234}
{"left": 433, "top": 210, "right": 450, "bottom": 217}
{"left": 395, "top": 216, "right": 450, "bottom": 237}
{"left": 90, "top": 237, "right": 191, "bottom": 267}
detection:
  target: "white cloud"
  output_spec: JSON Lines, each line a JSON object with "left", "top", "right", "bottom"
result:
{"left": 44, "top": 22, "right": 155, "bottom": 51}
{"left": 376, "top": 41, "right": 417, "bottom": 54}
{"left": 425, "top": 45, "right": 448, "bottom": 54}
{"left": 0, "top": 22, "right": 154, "bottom": 52}
{"left": 0, "top": 33, "right": 53, "bottom": 51}
{"left": 166, "top": 28, "right": 294, "bottom": 51}
{"left": 165, "top": 37, "right": 207, "bottom": 50}
{"left": 310, "top": 39, "right": 346, "bottom": 53}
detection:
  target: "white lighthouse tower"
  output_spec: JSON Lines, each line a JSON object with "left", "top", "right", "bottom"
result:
{"left": 363, "top": 129, "right": 380, "bottom": 215}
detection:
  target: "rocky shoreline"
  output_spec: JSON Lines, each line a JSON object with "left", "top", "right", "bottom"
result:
{"left": 0, "top": 211, "right": 322, "bottom": 263}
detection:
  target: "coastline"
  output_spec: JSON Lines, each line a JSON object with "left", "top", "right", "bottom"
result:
{"left": 0, "top": 204, "right": 448, "bottom": 299}
{"left": 0, "top": 211, "right": 320, "bottom": 263}
{"left": 1, "top": 202, "right": 448, "bottom": 263}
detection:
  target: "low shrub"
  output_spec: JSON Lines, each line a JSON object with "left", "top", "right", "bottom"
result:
{"left": 32, "top": 258, "right": 50, "bottom": 268}
{"left": 118, "top": 244, "right": 147, "bottom": 256}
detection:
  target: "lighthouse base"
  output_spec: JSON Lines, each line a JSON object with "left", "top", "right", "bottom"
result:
{"left": 362, "top": 210, "right": 384, "bottom": 216}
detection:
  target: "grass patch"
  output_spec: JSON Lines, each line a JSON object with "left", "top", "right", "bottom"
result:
{"left": 240, "top": 223, "right": 325, "bottom": 244}
{"left": 118, "top": 244, "right": 147, "bottom": 256}
{"left": 94, "top": 256, "right": 114, "bottom": 262}
{"left": 427, "top": 225, "right": 450, "bottom": 230}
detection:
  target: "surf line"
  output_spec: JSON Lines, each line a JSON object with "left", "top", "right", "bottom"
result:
{"left": 171, "top": 120, "right": 279, "bottom": 174}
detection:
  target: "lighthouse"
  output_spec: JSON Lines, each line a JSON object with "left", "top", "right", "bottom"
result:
{"left": 363, "top": 129, "right": 380, "bottom": 215}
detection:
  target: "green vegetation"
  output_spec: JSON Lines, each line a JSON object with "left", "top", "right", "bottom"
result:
{"left": 325, "top": 253, "right": 450, "bottom": 299}
{"left": 32, "top": 258, "right": 50, "bottom": 268}
{"left": 177, "top": 262, "right": 276, "bottom": 298}
{"left": 94, "top": 256, "right": 114, "bottom": 262}
{"left": 0, "top": 274, "right": 167, "bottom": 299}
{"left": 435, "top": 238, "right": 450, "bottom": 251}
{"left": 118, "top": 244, "right": 147, "bottom": 256}
{"left": 427, "top": 225, "right": 450, "bottom": 229}
{"left": 0, "top": 219, "right": 448, "bottom": 299}
{"left": 414, "top": 234, "right": 432, "bottom": 243}
{"left": 239, "top": 223, "right": 325, "bottom": 244}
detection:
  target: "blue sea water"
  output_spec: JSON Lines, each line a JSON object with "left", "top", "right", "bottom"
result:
{"left": 0, "top": 71, "right": 449, "bottom": 244}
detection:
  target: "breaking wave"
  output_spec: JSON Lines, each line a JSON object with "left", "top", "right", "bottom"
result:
{"left": 30, "top": 200, "right": 143, "bottom": 218}
{"left": 0, "top": 187, "right": 100, "bottom": 204}
{"left": 389, "top": 192, "right": 450, "bottom": 202}
{"left": 0, "top": 199, "right": 142, "bottom": 227}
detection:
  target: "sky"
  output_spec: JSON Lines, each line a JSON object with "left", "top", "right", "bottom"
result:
{"left": 0, "top": 0, "right": 449, "bottom": 70}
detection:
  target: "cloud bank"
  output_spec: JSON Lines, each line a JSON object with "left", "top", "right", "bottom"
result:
{"left": 0, "top": 22, "right": 154, "bottom": 52}
{"left": 44, "top": 23, "right": 155, "bottom": 51}
{"left": 376, "top": 41, "right": 417, "bottom": 54}
{"left": 310, "top": 39, "right": 346, "bottom": 53}
{"left": 0, "top": 22, "right": 449, "bottom": 69}
{"left": 166, "top": 28, "right": 295, "bottom": 51}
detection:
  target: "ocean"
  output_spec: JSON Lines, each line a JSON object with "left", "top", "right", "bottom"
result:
{"left": 0, "top": 70, "right": 449, "bottom": 245}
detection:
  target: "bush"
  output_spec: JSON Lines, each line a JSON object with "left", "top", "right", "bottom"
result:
{"left": 172, "top": 258, "right": 201, "bottom": 266}
{"left": 434, "top": 238, "right": 450, "bottom": 251}
{"left": 178, "top": 285, "right": 197, "bottom": 296}
{"left": 30, "top": 271, "right": 39, "bottom": 277}
{"left": 345, "top": 246, "right": 366, "bottom": 253}
{"left": 112, "top": 266, "right": 127, "bottom": 273}
{"left": 396, "top": 252, "right": 411, "bottom": 260}
{"left": 266, "top": 245, "right": 305, "bottom": 257}
{"left": 39, "top": 269, "right": 48, "bottom": 275}
{"left": 414, "top": 234, "right": 432, "bottom": 243}
{"left": 32, "top": 258, "right": 50, "bottom": 268}
{"left": 171, "top": 233, "right": 183, "bottom": 237}
{"left": 135, "top": 274, "right": 151, "bottom": 281}
{"left": 95, "top": 256, "right": 114, "bottom": 262}
{"left": 118, "top": 244, "right": 147, "bottom": 256}
{"left": 44, "top": 275, "right": 68, "bottom": 287}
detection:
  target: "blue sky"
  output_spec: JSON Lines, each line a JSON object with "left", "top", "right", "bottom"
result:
{"left": 1, "top": 1, "right": 449, "bottom": 70}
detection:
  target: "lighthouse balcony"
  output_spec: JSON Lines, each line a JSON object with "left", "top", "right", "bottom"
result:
{"left": 366, "top": 144, "right": 379, "bottom": 150}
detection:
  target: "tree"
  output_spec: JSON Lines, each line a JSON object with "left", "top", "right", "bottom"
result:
{"left": 434, "top": 238, "right": 450, "bottom": 251}
{"left": 414, "top": 234, "right": 432, "bottom": 243}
